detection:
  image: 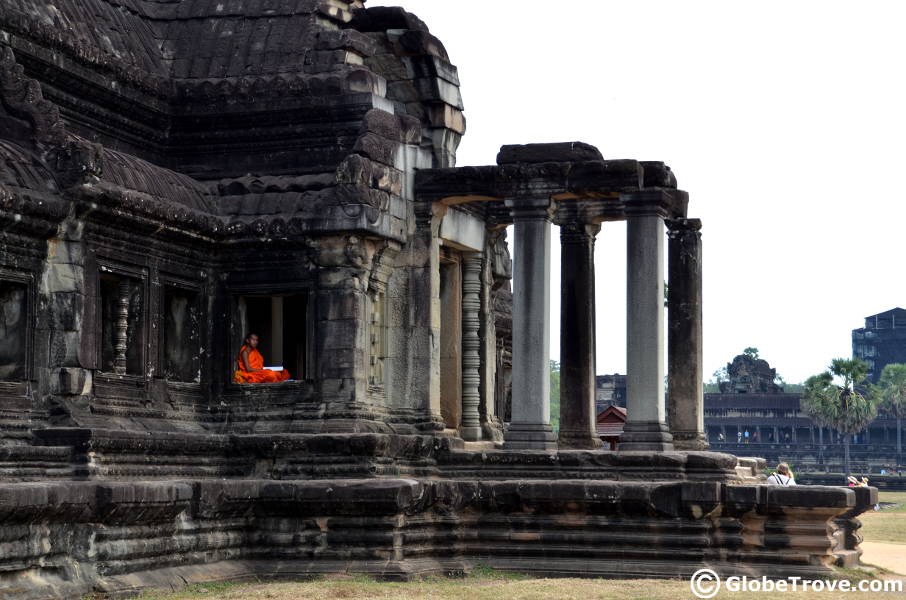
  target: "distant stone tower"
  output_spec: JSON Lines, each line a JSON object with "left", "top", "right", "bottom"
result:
{"left": 720, "top": 354, "right": 783, "bottom": 394}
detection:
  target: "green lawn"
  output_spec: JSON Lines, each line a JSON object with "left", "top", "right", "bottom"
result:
{"left": 128, "top": 572, "right": 906, "bottom": 600}
{"left": 861, "top": 492, "right": 906, "bottom": 544}
{"left": 878, "top": 491, "right": 906, "bottom": 511}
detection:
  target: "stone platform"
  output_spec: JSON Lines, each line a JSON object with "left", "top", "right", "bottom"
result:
{"left": 0, "top": 440, "right": 878, "bottom": 600}
{"left": 0, "top": 478, "right": 872, "bottom": 600}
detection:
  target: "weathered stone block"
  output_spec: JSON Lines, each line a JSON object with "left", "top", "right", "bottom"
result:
{"left": 497, "top": 142, "right": 603, "bottom": 165}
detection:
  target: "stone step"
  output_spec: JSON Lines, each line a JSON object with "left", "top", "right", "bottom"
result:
{"left": 0, "top": 445, "right": 72, "bottom": 461}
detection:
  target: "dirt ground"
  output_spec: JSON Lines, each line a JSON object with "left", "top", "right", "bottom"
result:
{"left": 861, "top": 541, "right": 906, "bottom": 575}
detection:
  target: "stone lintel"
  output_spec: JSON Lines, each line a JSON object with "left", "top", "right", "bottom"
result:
{"left": 415, "top": 160, "right": 643, "bottom": 206}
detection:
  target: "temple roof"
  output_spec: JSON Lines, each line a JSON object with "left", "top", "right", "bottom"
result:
{"left": 0, "top": 1, "right": 466, "bottom": 235}
{"left": 0, "top": 140, "right": 57, "bottom": 196}
{"left": 1, "top": 0, "right": 372, "bottom": 85}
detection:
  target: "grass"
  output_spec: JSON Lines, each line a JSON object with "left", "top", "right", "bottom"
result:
{"left": 861, "top": 492, "right": 906, "bottom": 544}
{"left": 118, "top": 567, "right": 906, "bottom": 600}
{"left": 877, "top": 491, "right": 906, "bottom": 511}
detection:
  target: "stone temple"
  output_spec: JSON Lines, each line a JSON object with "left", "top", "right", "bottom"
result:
{"left": 0, "top": 1, "right": 876, "bottom": 598}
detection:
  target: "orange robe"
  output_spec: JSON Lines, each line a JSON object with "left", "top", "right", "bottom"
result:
{"left": 233, "top": 345, "right": 290, "bottom": 383}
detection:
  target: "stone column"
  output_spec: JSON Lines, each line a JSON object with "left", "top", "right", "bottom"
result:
{"left": 503, "top": 196, "right": 556, "bottom": 450}
{"left": 666, "top": 218, "right": 706, "bottom": 450}
{"left": 114, "top": 279, "right": 130, "bottom": 375}
{"left": 619, "top": 214, "right": 674, "bottom": 451}
{"left": 460, "top": 253, "right": 483, "bottom": 441}
{"left": 558, "top": 219, "right": 603, "bottom": 449}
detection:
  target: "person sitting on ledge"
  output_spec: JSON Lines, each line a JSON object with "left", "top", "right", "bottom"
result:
{"left": 233, "top": 333, "right": 291, "bottom": 384}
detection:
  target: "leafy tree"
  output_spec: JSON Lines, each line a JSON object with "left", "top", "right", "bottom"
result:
{"left": 801, "top": 358, "right": 880, "bottom": 483}
{"left": 549, "top": 360, "right": 560, "bottom": 434}
{"left": 743, "top": 347, "right": 760, "bottom": 359}
{"left": 879, "top": 363, "right": 906, "bottom": 467}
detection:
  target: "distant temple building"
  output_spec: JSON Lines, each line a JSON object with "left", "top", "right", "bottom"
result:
{"left": 706, "top": 353, "right": 905, "bottom": 472}
{"left": 852, "top": 307, "right": 906, "bottom": 383}
{"left": 595, "top": 374, "right": 626, "bottom": 413}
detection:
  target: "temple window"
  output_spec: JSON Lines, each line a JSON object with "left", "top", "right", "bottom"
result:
{"left": 163, "top": 286, "right": 200, "bottom": 383}
{"left": 235, "top": 293, "right": 309, "bottom": 380}
{"left": 99, "top": 273, "right": 144, "bottom": 375}
{"left": 0, "top": 279, "right": 28, "bottom": 381}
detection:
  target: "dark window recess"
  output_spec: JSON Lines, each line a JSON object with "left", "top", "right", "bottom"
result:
{"left": 164, "top": 287, "right": 200, "bottom": 382}
{"left": 0, "top": 281, "right": 27, "bottom": 380}
{"left": 100, "top": 274, "right": 144, "bottom": 375}
{"left": 237, "top": 294, "right": 308, "bottom": 378}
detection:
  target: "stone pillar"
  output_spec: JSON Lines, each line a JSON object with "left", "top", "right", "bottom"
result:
{"left": 460, "top": 253, "right": 483, "bottom": 441}
{"left": 666, "top": 219, "right": 706, "bottom": 450}
{"left": 619, "top": 214, "right": 673, "bottom": 451}
{"left": 558, "top": 219, "right": 603, "bottom": 449}
{"left": 774, "top": 426, "right": 780, "bottom": 443}
{"left": 503, "top": 196, "right": 556, "bottom": 450}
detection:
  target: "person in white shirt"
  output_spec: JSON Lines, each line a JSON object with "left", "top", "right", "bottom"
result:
{"left": 767, "top": 462, "right": 796, "bottom": 486}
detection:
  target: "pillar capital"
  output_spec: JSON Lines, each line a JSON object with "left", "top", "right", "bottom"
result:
{"left": 624, "top": 189, "right": 689, "bottom": 220}
{"left": 559, "top": 220, "right": 601, "bottom": 245}
{"left": 504, "top": 195, "right": 555, "bottom": 222}
{"left": 666, "top": 217, "right": 702, "bottom": 234}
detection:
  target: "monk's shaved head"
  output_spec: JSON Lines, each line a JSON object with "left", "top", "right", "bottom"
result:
{"left": 245, "top": 333, "right": 259, "bottom": 348}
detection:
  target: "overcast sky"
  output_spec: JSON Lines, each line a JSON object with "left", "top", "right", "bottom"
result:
{"left": 372, "top": 1, "right": 906, "bottom": 384}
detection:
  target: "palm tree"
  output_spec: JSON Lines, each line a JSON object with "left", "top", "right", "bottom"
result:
{"left": 801, "top": 379, "right": 831, "bottom": 470}
{"left": 801, "top": 358, "right": 880, "bottom": 483}
{"left": 879, "top": 363, "right": 906, "bottom": 468}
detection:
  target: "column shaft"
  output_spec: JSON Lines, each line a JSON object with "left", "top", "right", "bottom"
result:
{"left": 558, "top": 221, "right": 603, "bottom": 449}
{"left": 460, "top": 253, "right": 482, "bottom": 441}
{"left": 503, "top": 196, "right": 556, "bottom": 450}
{"left": 667, "top": 218, "right": 706, "bottom": 450}
{"left": 619, "top": 214, "right": 673, "bottom": 451}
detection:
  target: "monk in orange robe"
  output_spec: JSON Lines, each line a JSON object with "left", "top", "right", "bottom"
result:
{"left": 233, "top": 333, "right": 291, "bottom": 383}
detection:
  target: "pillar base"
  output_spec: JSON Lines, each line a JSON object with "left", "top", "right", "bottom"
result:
{"left": 504, "top": 422, "right": 557, "bottom": 450}
{"left": 671, "top": 431, "right": 708, "bottom": 451}
{"left": 618, "top": 422, "right": 674, "bottom": 451}
{"left": 460, "top": 426, "right": 482, "bottom": 442}
{"left": 558, "top": 429, "right": 603, "bottom": 450}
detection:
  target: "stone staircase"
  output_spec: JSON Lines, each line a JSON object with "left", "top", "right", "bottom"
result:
{"left": 0, "top": 410, "right": 81, "bottom": 480}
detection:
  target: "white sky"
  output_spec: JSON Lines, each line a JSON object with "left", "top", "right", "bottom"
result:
{"left": 372, "top": 0, "right": 906, "bottom": 384}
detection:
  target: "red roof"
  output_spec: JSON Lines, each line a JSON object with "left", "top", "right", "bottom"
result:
{"left": 596, "top": 406, "right": 626, "bottom": 437}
